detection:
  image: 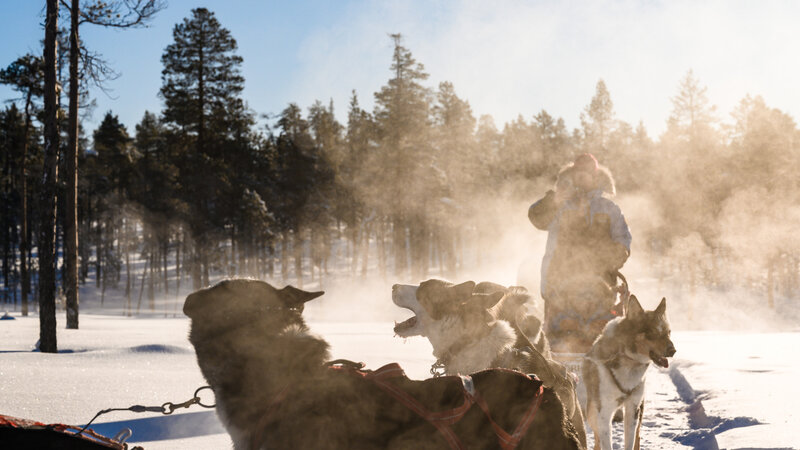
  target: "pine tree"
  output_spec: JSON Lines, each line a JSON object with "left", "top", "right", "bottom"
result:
{"left": 475, "top": 114, "right": 501, "bottom": 178}
{"left": 91, "top": 112, "right": 132, "bottom": 305}
{"left": 533, "top": 110, "right": 571, "bottom": 177}
{"left": 500, "top": 115, "right": 538, "bottom": 180}
{"left": 306, "top": 100, "right": 341, "bottom": 281}
{"left": 0, "top": 106, "right": 26, "bottom": 306}
{"left": 0, "top": 54, "right": 44, "bottom": 316}
{"left": 159, "top": 7, "right": 247, "bottom": 287}
{"left": 580, "top": 79, "right": 616, "bottom": 157}
{"left": 432, "top": 81, "right": 476, "bottom": 187}
{"left": 131, "top": 111, "right": 177, "bottom": 298}
{"left": 666, "top": 69, "right": 717, "bottom": 145}
{"left": 430, "top": 81, "right": 477, "bottom": 276}
{"left": 272, "top": 103, "right": 318, "bottom": 286}
{"left": 373, "top": 33, "right": 432, "bottom": 277}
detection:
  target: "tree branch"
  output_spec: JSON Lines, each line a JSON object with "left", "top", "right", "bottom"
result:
{"left": 73, "top": 0, "right": 166, "bottom": 28}
{"left": 79, "top": 47, "right": 121, "bottom": 99}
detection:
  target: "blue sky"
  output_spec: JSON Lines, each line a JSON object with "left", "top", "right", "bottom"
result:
{"left": 2, "top": 0, "right": 800, "bottom": 139}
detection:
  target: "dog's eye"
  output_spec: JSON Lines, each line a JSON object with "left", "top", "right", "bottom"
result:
{"left": 645, "top": 330, "right": 660, "bottom": 340}
{"left": 646, "top": 331, "right": 669, "bottom": 341}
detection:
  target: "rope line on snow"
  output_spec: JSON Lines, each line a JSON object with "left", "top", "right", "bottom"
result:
{"left": 74, "top": 385, "right": 216, "bottom": 437}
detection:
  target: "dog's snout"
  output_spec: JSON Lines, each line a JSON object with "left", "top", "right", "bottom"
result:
{"left": 666, "top": 341, "right": 676, "bottom": 357}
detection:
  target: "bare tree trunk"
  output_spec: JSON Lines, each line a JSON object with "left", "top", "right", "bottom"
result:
{"left": 238, "top": 233, "right": 246, "bottom": 277}
{"left": 360, "top": 222, "right": 370, "bottom": 278}
{"left": 137, "top": 257, "right": 149, "bottom": 314}
{"left": 163, "top": 238, "right": 169, "bottom": 294}
{"left": 309, "top": 235, "right": 316, "bottom": 283}
{"left": 409, "top": 216, "right": 427, "bottom": 281}
{"left": 1, "top": 212, "right": 9, "bottom": 306}
{"left": 38, "top": 0, "right": 60, "bottom": 353}
{"left": 350, "top": 221, "right": 359, "bottom": 276}
{"left": 201, "top": 244, "right": 210, "bottom": 287}
{"left": 293, "top": 230, "right": 303, "bottom": 288}
{"left": 175, "top": 228, "right": 183, "bottom": 303}
{"left": 267, "top": 241, "right": 274, "bottom": 279}
{"left": 378, "top": 219, "right": 387, "bottom": 279}
{"left": 96, "top": 219, "right": 102, "bottom": 289}
{"left": 323, "top": 228, "right": 330, "bottom": 276}
{"left": 19, "top": 91, "right": 33, "bottom": 316}
{"left": 392, "top": 216, "right": 407, "bottom": 278}
{"left": 229, "top": 226, "right": 236, "bottom": 277}
{"left": 124, "top": 239, "right": 131, "bottom": 307}
{"left": 148, "top": 248, "right": 155, "bottom": 311}
{"left": 191, "top": 238, "right": 201, "bottom": 291}
{"left": 79, "top": 193, "right": 90, "bottom": 283}
{"left": 281, "top": 232, "right": 289, "bottom": 283}
{"left": 64, "top": 0, "right": 80, "bottom": 329}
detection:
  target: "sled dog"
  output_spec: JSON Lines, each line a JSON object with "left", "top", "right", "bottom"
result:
{"left": 582, "top": 295, "right": 676, "bottom": 450}
{"left": 185, "top": 279, "right": 582, "bottom": 449}
{"left": 393, "top": 279, "right": 549, "bottom": 357}
{"left": 392, "top": 279, "right": 586, "bottom": 448}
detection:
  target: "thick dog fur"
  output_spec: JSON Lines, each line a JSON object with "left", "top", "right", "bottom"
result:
{"left": 582, "top": 295, "right": 676, "bottom": 450}
{"left": 392, "top": 279, "right": 586, "bottom": 448}
{"left": 392, "top": 280, "right": 549, "bottom": 358}
{"left": 185, "top": 279, "right": 582, "bottom": 450}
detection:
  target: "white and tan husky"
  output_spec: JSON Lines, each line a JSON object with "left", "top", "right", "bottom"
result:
{"left": 582, "top": 295, "right": 676, "bottom": 450}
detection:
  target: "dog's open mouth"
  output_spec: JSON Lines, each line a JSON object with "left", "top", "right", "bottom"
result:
{"left": 393, "top": 316, "right": 418, "bottom": 336}
{"left": 650, "top": 351, "right": 669, "bottom": 368}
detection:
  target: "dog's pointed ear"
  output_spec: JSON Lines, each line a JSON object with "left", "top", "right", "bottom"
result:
{"left": 508, "top": 285, "right": 528, "bottom": 294}
{"left": 468, "top": 291, "right": 505, "bottom": 310}
{"left": 655, "top": 297, "right": 667, "bottom": 317}
{"left": 474, "top": 281, "right": 507, "bottom": 295}
{"left": 452, "top": 281, "right": 476, "bottom": 299}
{"left": 280, "top": 285, "right": 324, "bottom": 308}
{"left": 506, "top": 288, "right": 530, "bottom": 307}
{"left": 626, "top": 294, "right": 644, "bottom": 318}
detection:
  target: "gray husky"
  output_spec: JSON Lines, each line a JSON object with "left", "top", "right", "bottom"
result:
{"left": 581, "top": 295, "right": 676, "bottom": 450}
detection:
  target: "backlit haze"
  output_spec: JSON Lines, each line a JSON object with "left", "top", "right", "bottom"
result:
{"left": 1, "top": 1, "right": 799, "bottom": 333}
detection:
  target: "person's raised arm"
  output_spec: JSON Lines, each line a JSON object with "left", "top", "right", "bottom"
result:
{"left": 529, "top": 190, "right": 558, "bottom": 230}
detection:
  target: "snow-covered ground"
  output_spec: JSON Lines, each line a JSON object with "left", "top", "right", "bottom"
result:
{"left": 2, "top": 299, "right": 798, "bottom": 449}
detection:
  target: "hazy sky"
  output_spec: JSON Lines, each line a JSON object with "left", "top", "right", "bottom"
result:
{"left": 1, "top": 0, "right": 799, "bottom": 138}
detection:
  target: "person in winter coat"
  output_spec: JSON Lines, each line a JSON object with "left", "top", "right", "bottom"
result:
{"left": 528, "top": 153, "right": 631, "bottom": 352}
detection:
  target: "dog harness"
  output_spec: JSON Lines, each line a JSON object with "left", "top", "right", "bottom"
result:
{"left": 585, "top": 353, "right": 639, "bottom": 400}
{"left": 331, "top": 361, "right": 544, "bottom": 450}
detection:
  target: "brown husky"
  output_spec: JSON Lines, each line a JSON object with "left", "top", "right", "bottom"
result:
{"left": 185, "top": 279, "right": 582, "bottom": 449}
{"left": 581, "top": 295, "right": 676, "bottom": 450}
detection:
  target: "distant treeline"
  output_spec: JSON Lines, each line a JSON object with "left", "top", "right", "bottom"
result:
{"left": 2, "top": 7, "right": 799, "bottom": 315}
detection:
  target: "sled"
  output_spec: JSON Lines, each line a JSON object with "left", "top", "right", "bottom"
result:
{"left": 0, "top": 413, "right": 140, "bottom": 449}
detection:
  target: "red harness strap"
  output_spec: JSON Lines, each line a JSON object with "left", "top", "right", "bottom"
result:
{"left": 335, "top": 363, "right": 544, "bottom": 450}
{"left": 250, "top": 386, "right": 289, "bottom": 450}
{"left": 365, "top": 363, "right": 474, "bottom": 450}
{"left": 472, "top": 384, "right": 544, "bottom": 450}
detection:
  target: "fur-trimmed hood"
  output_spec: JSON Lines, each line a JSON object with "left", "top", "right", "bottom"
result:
{"left": 555, "top": 162, "right": 616, "bottom": 197}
